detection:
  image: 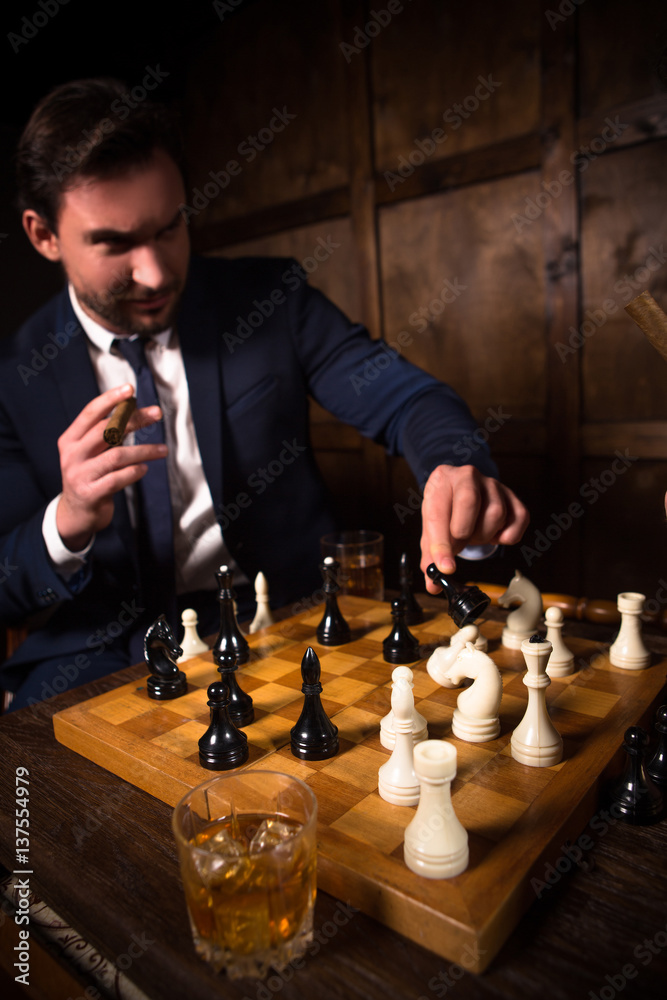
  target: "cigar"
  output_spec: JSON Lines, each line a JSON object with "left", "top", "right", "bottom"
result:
{"left": 625, "top": 291, "right": 667, "bottom": 365}
{"left": 103, "top": 397, "right": 136, "bottom": 447}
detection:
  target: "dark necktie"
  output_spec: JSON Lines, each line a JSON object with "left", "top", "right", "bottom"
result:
{"left": 114, "top": 336, "right": 176, "bottom": 625}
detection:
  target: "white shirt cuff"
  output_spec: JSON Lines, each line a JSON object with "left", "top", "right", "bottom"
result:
{"left": 43, "top": 494, "right": 94, "bottom": 581}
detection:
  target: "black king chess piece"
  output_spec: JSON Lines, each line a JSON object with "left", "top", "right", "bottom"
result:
{"left": 144, "top": 615, "right": 187, "bottom": 700}
{"left": 290, "top": 647, "right": 339, "bottom": 759}
{"left": 382, "top": 597, "right": 420, "bottom": 664}
{"left": 608, "top": 726, "right": 664, "bottom": 825}
{"left": 198, "top": 676, "right": 249, "bottom": 770}
{"left": 316, "top": 557, "right": 351, "bottom": 645}
{"left": 399, "top": 551, "right": 424, "bottom": 625}
{"left": 214, "top": 650, "right": 254, "bottom": 727}
{"left": 426, "top": 563, "right": 490, "bottom": 627}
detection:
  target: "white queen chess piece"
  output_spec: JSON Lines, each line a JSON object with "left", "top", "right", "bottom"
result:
{"left": 609, "top": 592, "right": 651, "bottom": 670}
{"left": 511, "top": 635, "right": 563, "bottom": 767}
{"left": 404, "top": 740, "right": 469, "bottom": 879}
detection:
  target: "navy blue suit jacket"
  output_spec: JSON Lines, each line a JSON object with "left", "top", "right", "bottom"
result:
{"left": 0, "top": 255, "right": 496, "bottom": 688}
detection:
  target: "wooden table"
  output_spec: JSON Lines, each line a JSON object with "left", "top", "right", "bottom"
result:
{"left": 1, "top": 609, "right": 666, "bottom": 1000}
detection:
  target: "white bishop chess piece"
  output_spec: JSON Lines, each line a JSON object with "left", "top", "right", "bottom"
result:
{"left": 178, "top": 608, "right": 209, "bottom": 662}
{"left": 378, "top": 676, "right": 420, "bottom": 806}
{"left": 609, "top": 592, "right": 651, "bottom": 670}
{"left": 380, "top": 666, "right": 428, "bottom": 750}
{"left": 446, "top": 643, "right": 502, "bottom": 742}
{"left": 404, "top": 740, "right": 469, "bottom": 879}
{"left": 511, "top": 635, "right": 563, "bottom": 767}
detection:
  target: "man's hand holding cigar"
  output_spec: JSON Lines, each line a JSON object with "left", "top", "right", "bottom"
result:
{"left": 56, "top": 383, "right": 167, "bottom": 553}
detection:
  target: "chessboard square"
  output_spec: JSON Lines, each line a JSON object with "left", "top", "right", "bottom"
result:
{"left": 241, "top": 657, "right": 301, "bottom": 681}
{"left": 247, "top": 752, "right": 316, "bottom": 783}
{"left": 552, "top": 685, "right": 619, "bottom": 718}
{"left": 403, "top": 670, "right": 440, "bottom": 700}
{"left": 319, "top": 743, "right": 388, "bottom": 792}
{"left": 354, "top": 605, "right": 391, "bottom": 625}
{"left": 416, "top": 700, "right": 453, "bottom": 733}
{"left": 180, "top": 657, "right": 217, "bottom": 687}
{"left": 317, "top": 650, "right": 369, "bottom": 676}
{"left": 332, "top": 706, "right": 382, "bottom": 744}
{"left": 120, "top": 706, "right": 189, "bottom": 740}
{"left": 452, "top": 782, "right": 529, "bottom": 841}
{"left": 163, "top": 688, "right": 210, "bottom": 718}
{"left": 346, "top": 661, "right": 393, "bottom": 686}
{"left": 321, "top": 676, "right": 375, "bottom": 703}
{"left": 89, "top": 693, "right": 154, "bottom": 725}
{"left": 330, "top": 791, "right": 411, "bottom": 853}
{"left": 468, "top": 751, "right": 554, "bottom": 801}
{"left": 242, "top": 713, "right": 293, "bottom": 751}
{"left": 152, "top": 719, "right": 208, "bottom": 758}
{"left": 550, "top": 706, "right": 600, "bottom": 741}
{"left": 249, "top": 682, "right": 303, "bottom": 714}
{"left": 305, "top": 771, "right": 370, "bottom": 824}
{"left": 453, "top": 742, "right": 498, "bottom": 782}
{"left": 248, "top": 634, "right": 297, "bottom": 659}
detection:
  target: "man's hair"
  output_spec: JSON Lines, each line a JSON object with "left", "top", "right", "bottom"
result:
{"left": 16, "top": 77, "right": 184, "bottom": 233}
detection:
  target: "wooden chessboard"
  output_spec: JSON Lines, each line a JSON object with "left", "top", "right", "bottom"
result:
{"left": 52, "top": 597, "right": 667, "bottom": 972}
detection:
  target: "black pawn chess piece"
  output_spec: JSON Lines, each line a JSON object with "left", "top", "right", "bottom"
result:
{"left": 213, "top": 565, "right": 250, "bottom": 666}
{"left": 144, "top": 615, "right": 187, "bottom": 700}
{"left": 290, "top": 647, "right": 339, "bottom": 760}
{"left": 646, "top": 705, "right": 667, "bottom": 787}
{"left": 382, "top": 598, "right": 420, "bottom": 664}
{"left": 316, "top": 558, "right": 351, "bottom": 646}
{"left": 215, "top": 650, "right": 254, "bottom": 727}
{"left": 426, "top": 563, "right": 490, "bottom": 627}
{"left": 198, "top": 678, "right": 249, "bottom": 770}
{"left": 399, "top": 551, "right": 424, "bottom": 625}
{"left": 608, "top": 726, "right": 664, "bottom": 825}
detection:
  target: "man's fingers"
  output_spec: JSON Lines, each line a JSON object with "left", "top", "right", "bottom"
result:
{"left": 62, "top": 384, "right": 135, "bottom": 442}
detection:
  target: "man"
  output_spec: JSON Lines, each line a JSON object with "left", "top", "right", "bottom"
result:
{"left": 0, "top": 78, "right": 528, "bottom": 710}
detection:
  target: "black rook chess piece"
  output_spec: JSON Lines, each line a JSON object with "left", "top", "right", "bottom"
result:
{"left": 399, "top": 552, "right": 424, "bottom": 626}
{"left": 213, "top": 565, "right": 250, "bottom": 666}
{"left": 382, "top": 598, "right": 420, "bottom": 664}
{"left": 215, "top": 650, "right": 254, "bottom": 727}
{"left": 426, "top": 563, "right": 490, "bottom": 627}
{"left": 198, "top": 677, "right": 249, "bottom": 770}
{"left": 316, "top": 558, "right": 351, "bottom": 646}
{"left": 144, "top": 615, "right": 187, "bottom": 700}
{"left": 608, "top": 726, "right": 664, "bottom": 825}
{"left": 290, "top": 647, "right": 339, "bottom": 760}
{"left": 646, "top": 705, "right": 667, "bottom": 787}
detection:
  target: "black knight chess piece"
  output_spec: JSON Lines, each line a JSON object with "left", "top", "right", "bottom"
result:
{"left": 144, "top": 615, "right": 187, "bottom": 700}
{"left": 316, "top": 558, "right": 351, "bottom": 646}
{"left": 290, "top": 647, "right": 339, "bottom": 760}
{"left": 382, "top": 597, "right": 420, "bottom": 664}
{"left": 608, "top": 726, "right": 664, "bottom": 825}
{"left": 426, "top": 563, "right": 490, "bottom": 627}
{"left": 213, "top": 565, "right": 250, "bottom": 666}
{"left": 215, "top": 650, "right": 254, "bottom": 727}
{"left": 198, "top": 676, "right": 249, "bottom": 770}
{"left": 399, "top": 551, "right": 424, "bottom": 625}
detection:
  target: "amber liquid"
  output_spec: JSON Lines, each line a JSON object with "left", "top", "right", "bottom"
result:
{"left": 341, "top": 554, "right": 384, "bottom": 600}
{"left": 182, "top": 813, "right": 316, "bottom": 971}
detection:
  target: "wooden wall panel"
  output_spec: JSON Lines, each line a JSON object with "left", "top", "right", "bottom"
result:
{"left": 183, "top": 0, "right": 349, "bottom": 223}
{"left": 378, "top": 174, "right": 546, "bottom": 421}
{"left": 371, "top": 0, "right": 540, "bottom": 173}
{"left": 578, "top": 0, "right": 667, "bottom": 117}
{"left": 581, "top": 139, "right": 667, "bottom": 422}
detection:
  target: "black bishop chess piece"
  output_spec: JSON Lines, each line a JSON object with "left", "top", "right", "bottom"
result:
{"left": 382, "top": 597, "right": 420, "bottom": 664}
{"left": 316, "top": 558, "right": 351, "bottom": 646}
{"left": 144, "top": 615, "right": 187, "bottom": 700}
{"left": 214, "top": 650, "right": 254, "bottom": 727}
{"left": 608, "top": 726, "right": 664, "bottom": 825}
{"left": 426, "top": 563, "right": 490, "bottom": 627}
{"left": 290, "top": 647, "right": 339, "bottom": 760}
{"left": 198, "top": 676, "right": 249, "bottom": 770}
{"left": 213, "top": 565, "right": 250, "bottom": 666}
{"left": 646, "top": 705, "right": 667, "bottom": 787}
{"left": 399, "top": 551, "right": 424, "bottom": 625}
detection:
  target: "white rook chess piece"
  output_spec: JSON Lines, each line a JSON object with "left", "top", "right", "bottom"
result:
{"left": 447, "top": 643, "right": 502, "bottom": 743}
{"left": 248, "top": 572, "right": 275, "bottom": 634}
{"left": 511, "top": 636, "right": 563, "bottom": 767}
{"left": 426, "top": 624, "right": 480, "bottom": 687}
{"left": 404, "top": 740, "right": 469, "bottom": 879}
{"left": 544, "top": 606, "right": 574, "bottom": 677}
{"left": 178, "top": 608, "right": 209, "bottom": 662}
{"left": 380, "top": 666, "right": 428, "bottom": 750}
{"left": 378, "top": 677, "right": 420, "bottom": 806}
{"left": 609, "top": 592, "right": 651, "bottom": 670}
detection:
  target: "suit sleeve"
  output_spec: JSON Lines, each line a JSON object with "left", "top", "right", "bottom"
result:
{"left": 286, "top": 274, "right": 499, "bottom": 486}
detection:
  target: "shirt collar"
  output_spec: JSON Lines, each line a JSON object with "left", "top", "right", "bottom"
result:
{"left": 68, "top": 284, "right": 172, "bottom": 351}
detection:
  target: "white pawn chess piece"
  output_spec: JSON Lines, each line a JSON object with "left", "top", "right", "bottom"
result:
{"left": 426, "top": 624, "right": 480, "bottom": 687}
{"left": 511, "top": 636, "right": 563, "bottom": 767}
{"left": 178, "top": 608, "right": 209, "bottom": 663}
{"left": 248, "top": 572, "right": 275, "bottom": 633}
{"left": 498, "top": 570, "right": 543, "bottom": 649}
{"left": 404, "top": 740, "right": 469, "bottom": 879}
{"left": 380, "top": 666, "right": 428, "bottom": 749}
{"left": 378, "top": 677, "right": 420, "bottom": 806}
{"left": 544, "top": 606, "right": 574, "bottom": 677}
{"left": 609, "top": 592, "right": 651, "bottom": 670}
{"left": 447, "top": 643, "right": 502, "bottom": 742}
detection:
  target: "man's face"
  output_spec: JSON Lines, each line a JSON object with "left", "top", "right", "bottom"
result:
{"left": 48, "top": 149, "right": 190, "bottom": 336}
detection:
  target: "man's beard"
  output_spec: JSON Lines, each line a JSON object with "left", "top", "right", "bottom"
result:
{"left": 76, "top": 280, "right": 182, "bottom": 336}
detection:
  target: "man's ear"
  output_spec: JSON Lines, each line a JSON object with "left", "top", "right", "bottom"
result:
{"left": 22, "top": 210, "right": 61, "bottom": 262}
